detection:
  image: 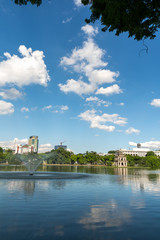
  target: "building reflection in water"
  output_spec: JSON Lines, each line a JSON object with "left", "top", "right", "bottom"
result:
{"left": 5, "top": 180, "right": 36, "bottom": 196}
{"left": 113, "top": 168, "right": 160, "bottom": 196}
{"left": 114, "top": 168, "right": 128, "bottom": 176}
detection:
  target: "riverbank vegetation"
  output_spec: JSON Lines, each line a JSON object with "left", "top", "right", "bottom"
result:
{"left": 1, "top": 147, "right": 160, "bottom": 169}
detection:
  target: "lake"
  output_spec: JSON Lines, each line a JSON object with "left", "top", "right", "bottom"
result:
{"left": 0, "top": 166, "right": 160, "bottom": 240}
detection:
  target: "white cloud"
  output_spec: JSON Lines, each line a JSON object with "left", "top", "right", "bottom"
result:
{"left": 59, "top": 37, "right": 119, "bottom": 95}
{"left": 104, "top": 102, "right": 112, "bottom": 107}
{"left": 78, "top": 109, "right": 127, "bottom": 132}
{"left": 39, "top": 143, "right": 53, "bottom": 153}
{"left": 0, "top": 45, "right": 50, "bottom": 87}
{"left": 81, "top": 25, "right": 98, "bottom": 37}
{"left": 59, "top": 79, "right": 96, "bottom": 95}
{"left": 42, "top": 105, "right": 52, "bottom": 111}
{"left": 0, "top": 100, "right": 14, "bottom": 115}
{"left": 62, "top": 17, "right": 72, "bottom": 24}
{"left": 0, "top": 138, "right": 28, "bottom": 149}
{"left": 86, "top": 96, "right": 99, "bottom": 102}
{"left": 96, "top": 84, "right": 123, "bottom": 96}
{"left": 150, "top": 99, "right": 160, "bottom": 107}
{"left": 126, "top": 127, "right": 140, "bottom": 135}
{"left": 59, "top": 25, "right": 122, "bottom": 96}
{"left": 60, "top": 38, "right": 107, "bottom": 75}
{"left": 129, "top": 141, "right": 160, "bottom": 149}
{"left": 61, "top": 105, "right": 69, "bottom": 111}
{"left": 0, "top": 88, "right": 23, "bottom": 100}
{"left": 119, "top": 102, "right": 124, "bottom": 106}
{"left": 53, "top": 105, "right": 69, "bottom": 113}
{"left": 74, "top": 0, "right": 82, "bottom": 7}
{"left": 21, "top": 107, "right": 29, "bottom": 112}
{"left": 85, "top": 96, "right": 111, "bottom": 107}
{"left": 89, "top": 69, "right": 119, "bottom": 84}
{"left": 129, "top": 142, "right": 138, "bottom": 147}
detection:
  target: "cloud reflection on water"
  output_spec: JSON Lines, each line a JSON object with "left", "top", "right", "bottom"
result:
{"left": 78, "top": 200, "right": 131, "bottom": 230}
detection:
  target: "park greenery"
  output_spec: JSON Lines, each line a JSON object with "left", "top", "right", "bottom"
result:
{"left": 1, "top": 147, "right": 160, "bottom": 169}
{"left": 13, "top": 0, "right": 160, "bottom": 41}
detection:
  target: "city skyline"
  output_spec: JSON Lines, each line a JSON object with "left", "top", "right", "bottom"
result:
{"left": 0, "top": 0, "right": 160, "bottom": 153}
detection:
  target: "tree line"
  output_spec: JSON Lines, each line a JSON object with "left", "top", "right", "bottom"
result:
{"left": 1, "top": 147, "right": 160, "bottom": 169}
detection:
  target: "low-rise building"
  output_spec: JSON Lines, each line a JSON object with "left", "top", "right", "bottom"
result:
{"left": 15, "top": 136, "right": 39, "bottom": 154}
{"left": 113, "top": 150, "right": 128, "bottom": 167}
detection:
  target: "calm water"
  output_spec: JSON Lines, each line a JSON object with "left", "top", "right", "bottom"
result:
{"left": 0, "top": 166, "right": 160, "bottom": 240}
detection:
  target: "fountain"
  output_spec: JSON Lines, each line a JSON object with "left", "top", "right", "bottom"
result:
{"left": 0, "top": 152, "right": 90, "bottom": 180}
{"left": 16, "top": 153, "right": 47, "bottom": 175}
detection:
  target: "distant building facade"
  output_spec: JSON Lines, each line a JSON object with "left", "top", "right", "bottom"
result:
{"left": 28, "top": 136, "right": 39, "bottom": 153}
{"left": 55, "top": 145, "right": 67, "bottom": 150}
{"left": 121, "top": 143, "right": 160, "bottom": 157}
{"left": 15, "top": 136, "right": 39, "bottom": 154}
{"left": 113, "top": 150, "right": 128, "bottom": 167}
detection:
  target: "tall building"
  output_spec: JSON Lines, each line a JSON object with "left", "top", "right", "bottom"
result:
{"left": 28, "top": 136, "right": 39, "bottom": 153}
{"left": 55, "top": 145, "right": 67, "bottom": 150}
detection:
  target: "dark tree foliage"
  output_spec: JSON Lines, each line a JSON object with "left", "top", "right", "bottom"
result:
{"left": 146, "top": 151, "right": 155, "bottom": 156}
{"left": 14, "top": 0, "right": 42, "bottom": 6}
{"left": 82, "top": 0, "right": 160, "bottom": 40}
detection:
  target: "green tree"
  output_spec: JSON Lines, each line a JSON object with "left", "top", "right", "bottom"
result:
{"left": 82, "top": 0, "right": 160, "bottom": 41}
{"left": 13, "top": 0, "right": 160, "bottom": 41}
{"left": 0, "top": 147, "right": 4, "bottom": 163}
{"left": 126, "top": 155, "right": 135, "bottom": 166}
{"left": 145, "top": 156, "right": 160, "bottom": 169}
{"left": 14, "top": 0, "right": 41, "bottom": 6}
{"left": 146, "top": 151, "right": 155, "bottom": 156}
{"left": 108, "top": 150, "right": 116, "bottom": 154}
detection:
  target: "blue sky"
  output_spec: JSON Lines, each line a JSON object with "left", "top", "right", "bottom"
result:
{"left": 0, "top": 0, "right": 160, "bottom": 153}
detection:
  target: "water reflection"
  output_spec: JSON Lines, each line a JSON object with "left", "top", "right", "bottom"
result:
{"left": 1, "top": 167, "right": 160, "bottom": 239}
{"left": 113, "top": 169, "right": 160, "bottom": 196}
{"left": 78, "top": 200, "right": 131, "bottom": 230}
{"left": 1, "top": 180, "right": 35, "bottom": 196}
{"left": 1, "top": 166, "right": 160, "bottom": 197}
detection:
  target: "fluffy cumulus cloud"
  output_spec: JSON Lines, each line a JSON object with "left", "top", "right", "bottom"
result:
{"left": 0, "top": 100, "right": 14, "bottom": 115}
{"left": 78, "top": 109, "right": 127, "bottom": 132}
{"left": 0, "top": 138, "right": 28, "bottom": 149}
{"left": 60, "top": 38, "right": 107, "bottom": 74}
{"left": 38, "top": 143, "right": 53, "bottom": 153}
{"left": 59, "top": 26, "right": 120, "bottom": 96}
{"left": 0, "top": 45, "right": 50, "bottom": 87}
{"left": 129, "top": 141, "right": 160, "bottom": 149}
{"left": 150, "top": 99, "right": 160, "bottom": 107}
{"left": 126, "top": 127, "right": 140, "bottom": 134}
{"left": 21, "top": 107, "right": 29, "bottom": 112}
{"left": 81, "top": 25, "right": 98, "bottom": 37}
{"left": 89, "top": 69, "right": 119, "bottom": 84}
{"left": 0, "top": 88, "right": 23, "bottom": 100}
{"left": 96, "top": 84, "right": 123, "bottom": 96}
{"left": 59, "top": 79, "right": 96, "bottom": 95}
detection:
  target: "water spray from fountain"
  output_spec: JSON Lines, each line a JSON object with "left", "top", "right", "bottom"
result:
{"left": 15, "top": 152, "right": 57, "bottom": 175}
